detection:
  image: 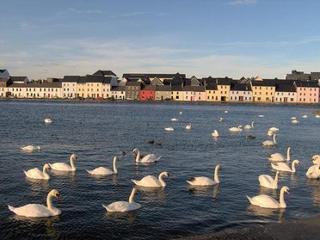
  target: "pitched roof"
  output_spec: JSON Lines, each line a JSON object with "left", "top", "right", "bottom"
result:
{"left": 230, "top": 81, "right": 251, "bottom": 91}
{"left": 111, "top": 86, "right": 125, "bottom": 91}
{"left": 251, "top": 79, "right": 276, "bottom": 86}
{"left": 295, "top": 80, "right": 319, "bottom": 88}
{"left": 92, "top": 70, "right": 116, "bottom": 77}
{"left": 276, "top": 83, "right": 296, "bottom": 92}
{"left": 122, "top": 73, "right": 186, "bottom": 79}
{"left": 62, "top": 75, "right": 80, "bottom": 82}
{"left": 155, "top": 85, "right": 171, "bottom": 91}
{"left": 10, "top": 76, "right": 28, "bottom": 82}
{"left": 78, "top": 75, "right": 112, "bottom": 83}
{"left": 183, "top": 86, "right": 205, "bottom": 92}
{"left": 9, "top": 82, "right": 62, "bottom": 88}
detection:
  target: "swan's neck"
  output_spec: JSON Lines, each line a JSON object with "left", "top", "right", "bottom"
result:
{"left": 42, "top": 166, "right": 49, "bottom": 177}
{"left": 273, "top": 172, "right": 279, "bottom": 188}
{"left": 273, "top": 134, "right": 277, "bottom": 144}
{"left": 46, "top": 194, "right": 54, "bottom": 210}
{"left": 214, "top": 167, "right": 220, "bottom": 183}
{"left": 251, "top": 121, "right": 254, "bottom": 128}
{"left": 279, "top": 188, "right": 287, "bottom": 208}
{"left": 113, "top": 157, "right": 118, "bottom": 174}
{"left": 158, "top": 173, "right": 166, "bottom": 187}
{"left": 70, "top": 158, "right": 76, "bottom": 170}
{"left": 128, "top": 189, "right": 136, "bottom": 203}
{"left": 291, "top": 161, "right": 297, "bottom": 173}
{"left": 135, "top": 151, "right": 141, "bottom": 162}
{"left": 287, "top": 147, "right": 291, "bottom": 161}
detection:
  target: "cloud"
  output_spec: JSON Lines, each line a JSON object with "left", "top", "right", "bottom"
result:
{"left": 65, "top": 8, "right": 103, "bottom": 14}
{"left": 228, "top": 0, "right": 257, "bottom": 5}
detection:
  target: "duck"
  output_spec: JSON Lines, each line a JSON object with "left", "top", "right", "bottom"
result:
{"left": 87, "top": 156, "right": 119, "bottom": 176}
{"left": 164, "top": 127, "right": 174, "bottom": 132}
{"left": 20, "top": 145, "right": 41, "bottom": 153}
{"left": 132, "top": 148, "right": 161, "bottom": 164}
{"left": 269, "top": 147, "right": 291, "bottom": 162}
{"left": 262, "top": 134, "right": 277, "bottom": 147}
{"left": 132, "top": 171, "right": 169, "bottom": 188}
{"left": 244, "top": 121, "right": 254, "bottom": 130}
{"left": 44, "top": 118, "right": 52, "bottom": 124}
{"left": 211, "top": 130, "right": 219, "bottom": 138}
{"left": 246, "top": 135, "right": 256, "bottom": 140}
{"left": 49, "top": 153, "right": 78, "bottom": 172}
{"left": 8, "top": 189, "right": 61, "bottom": 217}
{"left": 247, "top": 186, "right": 289, "bottom": 209}
{"left": 229, "top": 126, "right": 242, "bottom": 132}
{"left": 102, "top": 188, "right": 141, "bottom": 213}
{"left": 24, "top": 163, "right": 50, "bottom": 180}
{"left": 306, "top": 164, "right": 320, "bottom": 179}
{"left": 259, "top": 171, "right": 279, "bottom": 189}
{"left": 271, "top": 160, "right": 299, "bottom": 173}
{"left": 185, "top": 123, "right": 192, "bottom": 130}
{"left": 187, "top": 165, "right": 221, "bottom": 186}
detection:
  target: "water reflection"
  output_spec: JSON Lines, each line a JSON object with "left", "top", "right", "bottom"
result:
{"left": 137, "top": 187, "right": 167, "bottom": 202}
{"left": 306, "top": 179, "right": 320, "bottom": 207}
{"left": 188, "top": 185, "right": 220, "bottom": 199}
{"left": 88, "top": 174, "right": 118, "bottom": 185}
{"left": 26, "top": 178, "right": 50, "bottom": 192}
{"left": 105, "top": 211, "right": 137, "bottom": 223}
{"left": 247, "top": 205, "right": 285, "bottom": 222}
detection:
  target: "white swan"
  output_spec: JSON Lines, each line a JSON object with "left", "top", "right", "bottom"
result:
{"left": 171, "top": 118, "right": 178, "bottom": 122}
{"left": 312, "top": 155, "right": 320, "bottom": 165}
{"left": 44, "top": 118, "right": 52, "bottom": 124}
{"left": 187, "top": 165, "right": 221, "bottom": 186}
{"left": 164, "top": 127, "right": 174, "bottom": 132}
{"left": 244, "top": 121, "right": 254, "bottom": 130}
{"left": 291, "top": 119, "right": 299, "bottom": 124}
{"left": 87, "top": 156, "right": 119, "bottom": 176}
{"left": 259, "top": 171, "right": 279, "bottom": 189}
{"left": 224, "top": 110, "right": 228, "bottom": 113}
{"left": 132, "top": 171, "right": 169, "bottom": 188}
{"left": 291, "top": 116, "right": 297, "bottom": 120}
{"left": 8, "top": 189, "right": 61, "bottom": 217}
{"left": 24, "top": 164, "right": 50, "bottom": 180}
{"left": 316, "top": 114, "right": 320, "bottom": 118}
{"left": 102, "top": 188, "right": 141, "bottom": 213}
{"left": 20, "top": 145, "right": 41, "bottom": 152}
{"left": 306, "top": 165, "right": 320, "bottom": 179}
{"left": 258, "top": 114, "right": 264, "bottom": 118}
{"left": 302, "top": 115, "right": 308, "bottom": 119}
{"left": 271, "top": 160, "right": 299, "bottom": 173}
{"left": 262, "top": 134, "right": 277, "bottom": 147}
{"left": 49, "top": 153, "right": 78, "bottom": 172}
{"left": 185, "top": 123, "right": 192, "bottom": 130}
{"left": 268, "top": 127, "right": 279, "bottom": 133}
{"left": 229, "top": 126, "right": 242, "bottom": 132}
{"left": 179, "top": 111, "right": 183, "bottom": 115}
{"left": 269, "top": 147, "right": 291, "bottom": 162}
{"left": 219, "top": 117, "right": 224, "bottom": 122}
{"left": 132, "top": 148, "right": 161, "bottom": 164}
{"left": 247, "top": 186, "right": 289, "bottom": 209}
{"left": 211, "top": 130, "right": 219, "bottom": 138}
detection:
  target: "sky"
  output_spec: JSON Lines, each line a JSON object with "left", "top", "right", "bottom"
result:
{"left": 1, "top": 0, "right": 320, "bottom": 79}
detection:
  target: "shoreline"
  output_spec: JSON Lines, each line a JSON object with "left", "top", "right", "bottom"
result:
{"left": 0, "top": 98, "right": 319, "bottom": 107}
{"left": 177, "top": 215, "right": 320, "bottom": 240}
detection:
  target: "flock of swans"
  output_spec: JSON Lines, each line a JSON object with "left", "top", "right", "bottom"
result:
{"left": 9, "top": 112, "right": 320, "bottom": 219}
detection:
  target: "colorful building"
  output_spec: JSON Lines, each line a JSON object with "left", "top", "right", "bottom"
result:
{"left": 229, "top": 81, "right": 252, "bottom": 102}
{"left": 139, "top": 85, "right": 155, "bottom": 101}
{"left": 155, "top": 85, "right": 171, "bottom": 101}
{"left": 274, "top": 81, "right": 297, "bottom": 103}
{"left": 295, "top": 80, "right": 319, "bottom": 103}
{"left": 251, "top": 79, "right": 276, "bottom": 103}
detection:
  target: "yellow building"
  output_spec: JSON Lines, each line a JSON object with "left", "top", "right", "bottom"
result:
{"left": 171, "top": 86, "right": 184, "bottom": 101}
{"left": 251, "top": 79, "right": 276, "bottom": 103}
{"left": 7, "top": 81, "right": 62, "bottom": 98}
{"left": 76, "top": 76, "right": 112, "bottom": 99}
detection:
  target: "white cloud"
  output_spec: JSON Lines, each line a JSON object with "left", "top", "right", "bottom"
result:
{"left": 228, "top": 0, "right": 257, "bottom": 5}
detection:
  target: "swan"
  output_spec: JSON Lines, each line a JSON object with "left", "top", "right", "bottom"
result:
{"left": 262, "top": 134, "right": 277, "bottom": 147}
{"left": 312, "top": 155, "right": 320, "bottom": 165}
{"left": 268, "top": 127, "right": 279, "bottom": 133}
{"left": 132, "top": 148, "right": 161, "bottom": 164}
{"left": 179, "top": 111, "right": 183, "bottom": 115}
{"left": 185, "top": 123, "right": 192, "bottom": 130}
{"left": 187, "top": 165, "right": 221, "bottom": 186}
{"left": 271, "top": 160, "right": 299, "bottom": 173}
{"left": 224, "top": 110, "right": 228, "bottom": 113}
{"left": 211, "top": 130, "right": 219, "bottom": 138}
{"left": 302, "top": 115, "right": 308, "bottom": 119}
{"left": 171, "top": 118, "right": 178, "bottom": 122}
{"left": 259, "top": 171, "right": 279, "bottom": 189}
{"left": 229, "top": 126, "right": 242, "bottom": 132}
{"left": 291, "top": 119, "right": 299, "bottom": 124}
{"left": 244, "top": 121, "right": 254, "bottom": 130}
{"left": 132, "top": 171, "right": 169, "bottom": 188}
{"left": 219, "top": 117, "right": 224, "bottom": 122}
{"left": 269, "top": 147, "right": 291, "bottom": 162}
{"left": 316, "top": 114, "right": 320, "bottom": 118}
{"left": 102, "top": 188, "right": 141, "bottom": 213}
{"left": 291, "top": 116, "right": 297, "bottom": 120}
{"left": 20, "top": 145, "right": 41, "bottom": 152}
{"left": 49, "top": 153, "right": 78, "bottom": 172}
{"left": 306, "top": 164, "right": 320, "bottom": 179}
{"left": 267, "top": 130, "right": 274, "bottom": 136}
{"left": 164, "top": 127, "right": 174, "bottom": 132}
{"left": 247, "top": 186, "right": 289, "bottom": 209}
{"left": 258, "top": 115, "right": 264, "bottom": 118}
{"left": 87, "top": 156, "right": 119, "bottom": 176}
{"left": 24, "top": 163, "right": 50, "bottom": 180}
{"left": 8, "top": 189, "right": 61, "bottom": 217}
{"left": 44, "top": 118, "right": 52, "bottom": 124}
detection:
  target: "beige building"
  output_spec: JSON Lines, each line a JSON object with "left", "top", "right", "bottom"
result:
{"left": 111, "top": 86, "right": 126, "bottom": 100}
{"left": 7, "top": 81, "right": 62, "bottom": 98}
{"left": 155, "top": 85, "right": 171, "bottom": 101}
{"left": 251, "top": 79, "right": 276, "bottom": 103}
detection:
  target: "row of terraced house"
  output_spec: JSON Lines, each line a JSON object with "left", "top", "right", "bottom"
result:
{"left": 0, "top": 69, "right": 319, "bottom": 104}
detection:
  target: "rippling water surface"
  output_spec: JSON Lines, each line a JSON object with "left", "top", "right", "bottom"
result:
{"left": 0, "top": 101, "right": 319, "bottom": 239}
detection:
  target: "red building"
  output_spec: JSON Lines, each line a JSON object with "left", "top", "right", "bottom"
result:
{"left": 139, "top": 85, "right": 156, "bottom": 101}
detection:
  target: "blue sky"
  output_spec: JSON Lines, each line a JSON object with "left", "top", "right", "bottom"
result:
{"left": 1, "top": 0, "right": 320, "bottom": 79}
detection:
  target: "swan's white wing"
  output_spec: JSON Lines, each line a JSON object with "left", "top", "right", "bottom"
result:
{"left": 269, "top": 153, "right": 285, "bottom": 161}
{"left": 259, "top": 175, "right": 273, "bottom": 183}
{"left": 271, "top": 162, "right": 290, "bottom": 171}
{"left": 24, "top": 168, "right": 47, "bottom": 179}
{"left": 306, "top": 165, "right": 320, "bottom": 179}
{"left": 49, "top": 162, "right": 72, "bottom": 171}
{"left": 8, "top": 204, "right": 53, "bottom": 217}
{"left": 249, "top": 195, "right": 279, "bottom": 208}
{"left": 140, "top": 154, "right": 161, "bottom": 163}
{"left": 187, "top": 176, "right": 215, "bottom": 186}
{"left": 135, "top": 175, "right": 161, "bottom": 187}
{"left": 87, "top": 167, "right": 113, "bottom": 175}
{"left": 103, "top": 201, "right": 141, "bottom": 212}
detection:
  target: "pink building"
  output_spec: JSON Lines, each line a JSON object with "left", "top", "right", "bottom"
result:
{"left": 183, "top": 86, "right": 207, "bottom": 101}
{"left": 295, "top": 81, "right": 319, "bottom": 104}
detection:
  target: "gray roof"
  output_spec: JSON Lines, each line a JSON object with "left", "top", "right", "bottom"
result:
{"left": 10, "top": 76, "right": 28, "bottom": 82}
{"left": 111, "top": 86, "right": 125, "bottom": 91}
{"left": 93, "top": 70, "right": 117, "bottom": 77}
{"left": 295, "top": 80, "right": 319, "bottom": 88}
{"left": 123, "top": 73, "right": 185, "bottom": 79}
{"left": 183, "top": 86, "right": 205, "bottom": 92}
{"left": 9, "top": 82, "right": 62, "bottom": 88}
{"left": 251, "top": 79, "right": 276, "bottom": 86}
{"left": 62, "top": 76, "right": 80, "bottom": 82}
{"left": 276, "top": 83, "right": 296, "bottom": 92}
{"left": 155, "top": 85, "right": 171, "bottom": 91}
{"left": 231, "top": 81, "right": 251, "bottom": 91}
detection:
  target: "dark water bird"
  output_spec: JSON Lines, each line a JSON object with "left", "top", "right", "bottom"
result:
{"left": 147, "top": 140, "right": 155, "bottom": 144}
{"left": 246, "top": 135, "right": 256, "bottom": 140}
